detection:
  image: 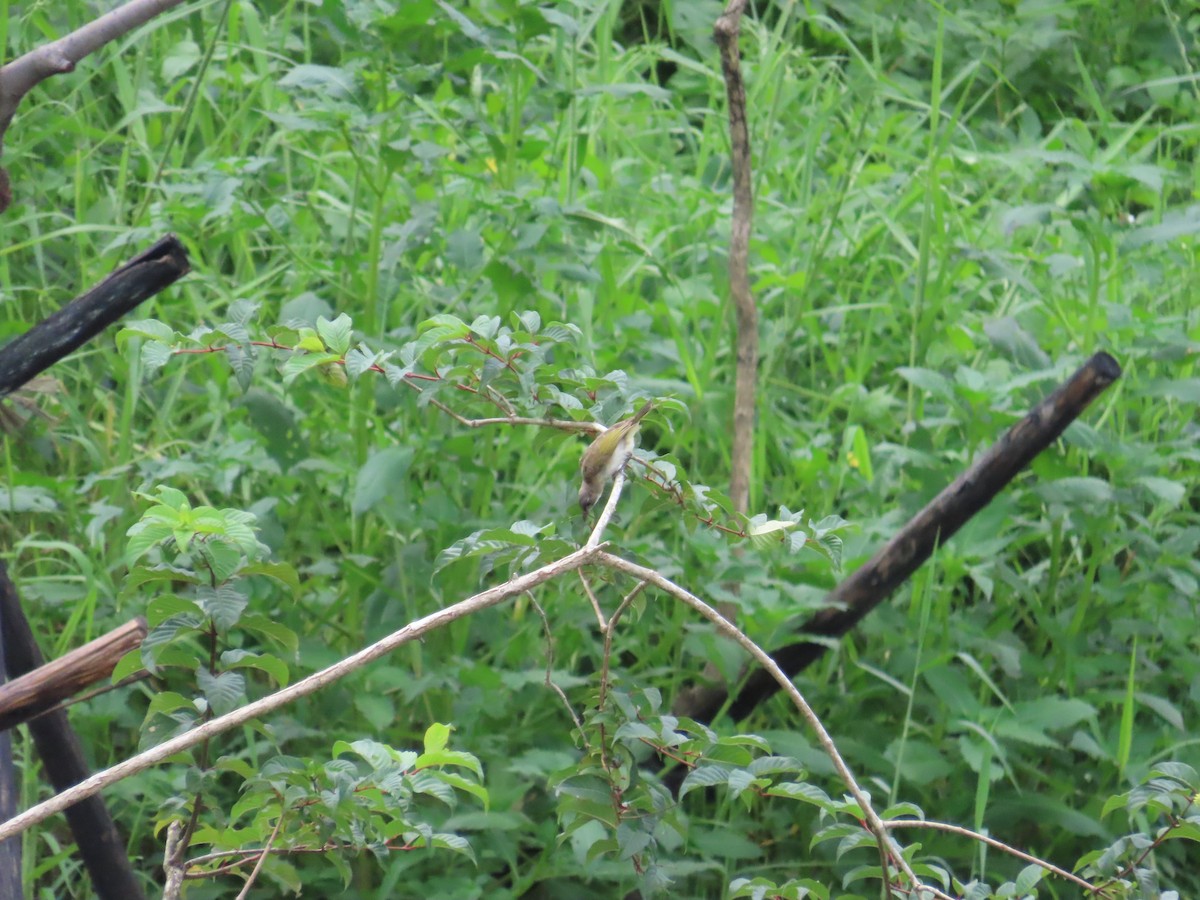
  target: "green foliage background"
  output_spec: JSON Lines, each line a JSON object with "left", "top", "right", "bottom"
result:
{"left": 1, "top": 0, "right": 1198, "bottom": 896}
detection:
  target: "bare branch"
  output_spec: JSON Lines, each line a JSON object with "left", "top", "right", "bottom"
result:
{"left": 880, "top": 819, "right": 1100, "bottom": 893}
{"left": 0, "top": 0, "right": 188, "bottom": 210}
{"left": 0, "top": 544, "right": 601, "bottom": 845}
{"left": 233, "top": 813, "right": 284, "bottom": 900}
{"left": 585, "top": 468, "right": 627, "bottom": 548}
{"left": 596, "top": 551, "right": 953, "bottom": 900}
{"left": 713, "top": 0, "right": 758, "bottom": 515}
{"left": 428, "top": 401, "right": 595, "bottom": 435}
{"left": 162, "top": 821, "right": 186, "bottom": 900}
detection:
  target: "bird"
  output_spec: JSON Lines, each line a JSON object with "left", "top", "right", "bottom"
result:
{"left": 577, "top": 400, "right": 654, "bottom": 517}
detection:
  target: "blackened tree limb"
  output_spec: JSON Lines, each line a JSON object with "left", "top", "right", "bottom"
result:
{"left": 0, "top": 234, "right": 189, "bottom": 396}
{"left": 678, "top": 351, "right": 1123, "bottom": 724}
{"left": 713, "top": 1, "right": 757, "bottom": 516}
{"left": 0, "top": 565, "right": 146, "bottom": 900}
{"left": 0, "top": 0, "right": 188, "bottom": 210}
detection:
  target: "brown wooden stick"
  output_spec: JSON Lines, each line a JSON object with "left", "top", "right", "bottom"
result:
{"left": 0, "top": 564, "right": 147, "bottom": 900}
{"left": 0, "top": 618, "right": 146, "bottom": 732}
{"left": 0, "top": 234, "right": 189, "bottom": 396}
{"left": 676, "top": 351, "right": 1123, "bottom": 724}
{"left": 713, "top": 0, "right": 757, "bottom": 516}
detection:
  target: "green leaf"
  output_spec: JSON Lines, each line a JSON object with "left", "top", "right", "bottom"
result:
{"left": 221, "top": 649, "right": 290, "bottom": 687}
{"left": 281, "top": 351, "right": 343, "bottom": 385}
{"left": 424, "top": 722, "right": 452, "bottom": 754}
{"left": 746, "top": 516, "right": 798, "bottom": 550}
{"left": 354, "top": 694, "right": 395, "bottom": 732}
{"left": 240, "top": 614, "right": 300, "bottom": 656}
{"left": 678, "top": 765, "right": 730, "bottom": 799}
{"left": 896, "top": 366, "right": 954, "bottom": 400}
{"left": 317, "top": 313, "right": 353, "bottom": 355}
{"left": 278, "top": 63, "right": 356, "bottom": 97}
{"left": 111, "top": 648, "right": 145, "bottom": 684}
{"left": 352, "top": 446, "right": 415, "bottom": 515}
{"left": 239, "top": 561, "right": 301, "bottom": 595}
{"left": 196, "top": 584, "right": 248, "bottom": 632}
{"left": 197, "top": 668, "right": 246, "bottom": 716}
{"left": 117, "top": 318, "right": 176, "bottom": 350}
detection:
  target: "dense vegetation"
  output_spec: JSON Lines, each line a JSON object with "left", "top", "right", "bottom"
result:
{"left": 1, "top": 0, "right": 1197, "bottom": 897}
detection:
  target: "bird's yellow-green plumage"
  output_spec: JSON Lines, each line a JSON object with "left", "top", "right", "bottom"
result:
{"left": 578, "top": 400, "right": 653, "bottom": 516}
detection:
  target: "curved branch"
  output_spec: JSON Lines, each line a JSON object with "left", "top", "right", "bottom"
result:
{"left": 597, "top": 551, "right": 951, "bottom": 900}
{"left": 0, "top": 544, "right": 601, "bottom": 845}
{"left": 0, "top": 0, "right": 188, "bottom": 209}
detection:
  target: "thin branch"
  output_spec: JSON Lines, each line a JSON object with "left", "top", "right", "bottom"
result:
{"left": 713, "top": 0, "right": 758, "bottom": 515}
{"left": 595, "top": 551, "right": 952, "bottom": 900}
{"left": 0, "top": 544, "right": 602, "bottom": 844}
{"left": 531, "top": 596, "right": 584, "bottom": 735}
{"left": 233, "top": 812, "right": 284, "bottom": 900}
{"left": 578, "top": 570, "right": 609, "bottom": 632}
{"left": 584, "top": 468, "right": 627, "bottom": 548}
{"left": 596, "top": 581, "right": 647, "bottom": 713}
{"left": 427, "top": 405, "right": 596, "bottom": 435}
{"left": 880, "top": 819, "right": 1103, "bottom": 895}
{"left": 0, "top": 0, "right": 188, "bottom": 210}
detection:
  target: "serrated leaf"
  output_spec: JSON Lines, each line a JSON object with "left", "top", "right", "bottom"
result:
{"left": 345, "top": 345, "right": 380, "bottom": 378}
{"left": 281, "top": 351, "right": 342, "bottom": 385}
{"left": 221, "top": 649, "right": 290, "bottom": 687}
{"left": 117, "top": 318, "right": 176, "bottom": 350}
{"left": 424, "top": 722, "right": 452, "bottom": 753}
{"left": 141, "top": 341, "right": 174, "bottom": 372}
{"left": 678, "top": 764, "right": 730, "bottom": 799}
{"left": 317, "top": 313, "right": 353, "bottom": 355}
{"left": 747, "top": 518, "right": 797, "bottom": 550}
{"left": 196, "top": 584, "right": 248, "bottom": 632}
{"left": 197, "top": 668, "right": 245, "bottom": 716}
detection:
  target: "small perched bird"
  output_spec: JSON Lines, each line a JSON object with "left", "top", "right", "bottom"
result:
{"left": 578, "top": 400, "right": 654, "bottom": 517}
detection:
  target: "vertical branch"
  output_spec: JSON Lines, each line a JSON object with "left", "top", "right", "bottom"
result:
{"left": 0, "top": 604, "right": 19, "bottom": 899}
{"left": 713, "top": 1, "right": 757, "bottom": 515}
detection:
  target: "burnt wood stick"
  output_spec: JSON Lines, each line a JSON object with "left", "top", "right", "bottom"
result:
{"left": 0, "top": 234, "right": 188, "bottom": 396}
{"left": 678, "top": 351, "right": 1122, "bottom": 725}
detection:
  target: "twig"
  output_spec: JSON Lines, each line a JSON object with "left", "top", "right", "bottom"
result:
{"left": 531, "top": 596, "right": 584, "bottom": 735}
{"left": 427, "top": 406, "right": 596, "bottom": 435}
{"left": 713, "top": 0, "right": 758, "bottom": 516}
{"left": 880, "top": 818, "right": 1102, "bottom": 894}
{"left": 584, "top": 469, "right": 627, "bottom": 548}
{"left": 0, "top": 544, "right": 602, "bottom": 844}
{"left": 0, "top": 0, "right": 188, "bottom": 211}
{"left": 578, "top": 571, "right": 608, "bottom": 632}
{"left": 595, "top": 582, "right": 647, "bottom": 713}
{"left": 233, "top": 812, "right": 284, "bottom": 900}
{"left": 595, "top": 551, "right": 953, "bottom": 900}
